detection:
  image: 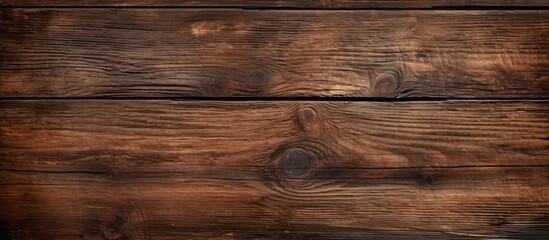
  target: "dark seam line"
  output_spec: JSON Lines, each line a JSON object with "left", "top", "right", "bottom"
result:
{"left": 0, "top": 97, "right": 548, "bottom": 102}
{"left": 2, "top": 164, "right": 548, "bottom": 175}
{"left": 1, "top": 6, "right": 549, "bottom": 10}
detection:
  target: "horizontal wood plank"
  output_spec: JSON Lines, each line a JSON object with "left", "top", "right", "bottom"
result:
{"left": 1, "top": 100, "right": 548, "bottom": 238}
{"left": 1, "top": 9, "right": 548, "bottom": 98}
{"left": 1, "top": 100, "right": 548, "bottom": 172}
{"left": 1, "top": 167, "right": 548, "bottom": 239}
{"left": 1, "top": 0, "right": 548, "bottom": 8}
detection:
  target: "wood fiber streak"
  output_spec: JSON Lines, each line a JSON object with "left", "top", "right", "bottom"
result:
{"left": 0, "top": 100, "right": 548, "bottom": 238}
{"left": 1, "top": 10, "right": 548, "bottom": 98}
{"left": 1, "top": 0, "right": 548, "bottom": 8}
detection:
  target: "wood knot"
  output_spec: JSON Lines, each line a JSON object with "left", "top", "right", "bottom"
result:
{"left": 251, "top": 69, "right": 269, "bottom": 87}
{"left": 107, "top": 169, "right": 119, "bottom": 180}
{"left": 297, "top": 107, "right": 318, "bottom": 131}
{"left": 417, "top": 171, "right": 437, "bottom": 186}
{"left": 267, "top": 140, "right": 347, "bottom": 189}
{"left": 101, "top": 205, "right": 148, "bottom": 240}
{"left": 423, "top": 175, "right": 434, "bottom": 185}
{"left": 102, "top": 212, "right": 127, "bottom": 240}
{"left": 374, "top": 72, "right": 400, "bottom": 96}
{"left": 281, "top": 150, "right": 310, "bottom": 178}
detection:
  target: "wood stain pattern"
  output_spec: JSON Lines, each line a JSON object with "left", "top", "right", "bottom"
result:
{"left": 0, "top": 1, "right": 548, "bottom": 240}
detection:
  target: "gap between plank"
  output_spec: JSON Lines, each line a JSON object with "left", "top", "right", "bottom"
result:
{"left": 1, "top": 6, "right": 549, "bottom": 10}
{"left": 0, "top": 97, "right": 548, "bottom": 102}
{"left": 3, "top": 164, "right": 548, "bottom": 175}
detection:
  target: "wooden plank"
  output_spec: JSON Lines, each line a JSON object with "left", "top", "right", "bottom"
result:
{"left": 1, "top": 100, "right": 548, "bottom": 238}
{"left": 1, "top": 9, "right": 548, "bottom": 98}
{"left": 1, "top": 100, "right": 548, "bottom": 172}
{"left": 1, "top": 167, "right": 548, "bottom": 239}
{"left": 1, "top": 0, "right": 548, "bottom": 8}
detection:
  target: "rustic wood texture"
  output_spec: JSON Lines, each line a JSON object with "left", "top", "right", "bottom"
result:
{"left": 1, "top": 100, "right": 548, "bottom": 239}
{"left": 1, "top": 0, "right": 549, "bottom": 8}
{"left": 1, "top": 9, "right": 548, "bottom": 98}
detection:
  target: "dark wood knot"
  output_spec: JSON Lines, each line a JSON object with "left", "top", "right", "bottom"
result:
{"left": 423, "top": 175, "right": 434, "bottom": 185}
{"left": 281, "top": 150, "right": 310, "bottom": 178}
{"left": 101, "top": 205, "right": 148, "bottom": 240}
{"left": 102, "top": 212, "right": 127, "bottom": 240}
{"left": 417, "top": 171, "right": 437, "bottom": 186}
{"left": 374, "top": 72, "right": 400, "bottom": 95}
{"left": 251, "top": 69, "right": 269, "bottom": 87}
{"left": 297, "top": 107, "right": 318, "bottom": 131}
{"left": 107, "top": 169, "right": 119, "bottom": 180}
{"left": 267, "top": 140, "right": 347, "bottom": 189}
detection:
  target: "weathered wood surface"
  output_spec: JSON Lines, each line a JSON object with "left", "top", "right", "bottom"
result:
{"left": 1, "top": 0, "right": 548, "bottom": 8}
{"left": 1, "top": 100, "right": 548, "bottom": 238}
{"left": 1, "top": 167, "right": 548, "bottom": 239}
{"left": 1, "top": 9, "right": 548, "bottom": 98}
{"left": 1, "top": 100, "right": 548, "bottom": 171}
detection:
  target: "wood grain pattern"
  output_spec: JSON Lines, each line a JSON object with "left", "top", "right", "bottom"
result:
{"left": 1, "top": 100, "right": 548, "bottom": 238}
{"left": 1, "top": 168, "right": 548, "bottom": 239}
{"left": 1, "top": 0, "right": 548, "bottom": 8}
{"left": 1, "top": 100, "right": 548, "bottom": 171}
{"left": 1, "top": 9, "right": 548, "bottom": 98}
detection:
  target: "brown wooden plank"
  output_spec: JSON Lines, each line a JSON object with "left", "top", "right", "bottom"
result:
{"left": 1, "top": 166, "right": 548, "bottom": 239}
{"left": 1, "top": 100, "right": 548, "bottom": 238}
{"left": 1, "top": 100, "right": 548, "bottom": 173}
{"left": 1, "top": 0, "right": 548, "bottom": 8}
{"left": 1, "top": 9, "right": 548, "bottom": 98}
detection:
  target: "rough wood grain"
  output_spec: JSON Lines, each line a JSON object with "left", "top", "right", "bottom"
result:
{"left": 1, "top": 100, "right": 548, "bottom": 172}
{"left": 1, "top": 100, "right": 548, "bottom": 238}
{"left": 1, "top": 167, "right": 548, "bottom": 239}
{"left": 1, "top": 9, "right": 548, "bottom": 98}
{"left": 1, "top": 0, "right": 548, "bottom": 8}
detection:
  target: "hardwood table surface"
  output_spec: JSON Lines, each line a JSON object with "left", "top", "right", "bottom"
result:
{"left": 1, "top": 1, "right": 548, "bottom": 239}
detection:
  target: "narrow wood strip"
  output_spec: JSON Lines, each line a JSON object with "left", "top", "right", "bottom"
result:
{"left": 1, "top": 9, "right": 548, "bottom": 98}
{"left": 1, "top": 0, "right": 548, "bottom": 8}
